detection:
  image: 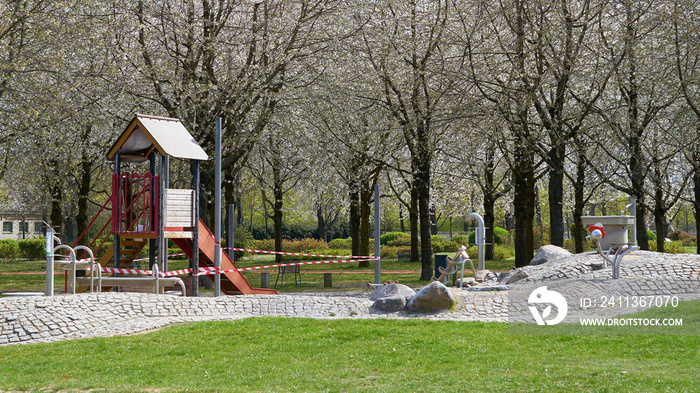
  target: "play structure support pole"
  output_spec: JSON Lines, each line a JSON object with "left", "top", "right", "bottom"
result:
{"left": 149, "top": 152, "right": 157, "bottom": 269}
{"left": 465, "top": 212, "right": 485, "bottom": 271}
{"left": 191, "top": 159, "right": 200, "bottom": 297}
{"left": 214, "top": 117, "right": 222, "bottom": 297}
{"left": 45, "top": 227, "right": 54, "bottom": 296}
{"left": 159, "top": 154, "right": 169, "bottom": 271}
{"left": 374, "top": 183, "right": 381, "bottom": 284}
{"left": 228, "top": 204, "right": 235, "bottom": 262}
{"left": 113, "top": 150, "right": 121, "bottom": 277}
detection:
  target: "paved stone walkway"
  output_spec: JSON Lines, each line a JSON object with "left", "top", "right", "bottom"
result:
{"left": 2, "top": 250, "right": 699, "bottom": 346}
{"left": 0, "top": 289, "right": 508, "bottom": 346}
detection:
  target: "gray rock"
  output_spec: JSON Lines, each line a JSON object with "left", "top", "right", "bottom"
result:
{"left": 476, "top": 269, "right": 492, "bottom": 282}
{"left": 499, "top": 268, "right": 529, "bottom": 284}
{"left": 530, "top": 245, "right": 572, "bottom": 266}
{"left": 591, "top": 262, "right": 605, "bottom": 271}
{"left": 407, "top": 282, "right": 454, "bottom": 312}
{"left": 369, "top": 284, "right": 415, "bottom": 302}
{"left": 373, "top": 295, "right": 408, "bottom": 312}
{"left": 454, "top": 277, "right": 475, "bottom": 288}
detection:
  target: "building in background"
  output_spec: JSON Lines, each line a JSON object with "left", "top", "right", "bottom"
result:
{"left": 0, "top": 211, "right": 44, "bottom": 240}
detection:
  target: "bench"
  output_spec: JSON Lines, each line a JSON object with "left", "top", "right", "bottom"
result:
{"left": 397, "top": 249, "right": 420, "bottom": 262}
{"left": 56, "top": 257, "right": 185, "bottom": 296}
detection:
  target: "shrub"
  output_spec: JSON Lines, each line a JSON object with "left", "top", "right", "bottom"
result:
{"left": 0, "top": 239, "right": 20, "bottom": 260}
{"left": 380, "top": 232, "right": 409, "bottom": 244}
{"left": 380, "top": 246, "right": 401, "bottom": 259}
{"left": 434, "top": 241, "right": 460, "bottom": 253}
{"left": 18, "top": 237, "right": 46, "bottom": 260}
{"left": 387, "top": 235, "right": 411, "bottom": 247}
{"left": 664, "top": 241, "right": 685, "bottom": 254}
{"left": 682, "top": 236, "right": 697, "bottom": 247}
{"left": 431, "top": 235, "right": 459, "bottom": 253}
{"left": 493, "top": 245, "right": 515, "bottom": 260}
{"left": 450, "top": 234, "right": 469, "bottom": 246}
{"left": 298, "top": 249, "right": 356, "bottom": 261}
{"left": 328, "top": 238, "right": 352, "bottom": 249}
{"left": 248, "top": 238, "right": 329, "bottom": 254}
{"left": 668, "top": 230, "right": 692, "bottom": 242}
{"left": 466, "top": 245, "right": 479, "bottom": 259}
{"left": 468, "top": 227, "right": 509, "bottom": 245}
{"left": 563, "top": 238, "right": 591, "bottom": 253}
{"left": 647, "top": 229, "right": 657, "bottom": 242}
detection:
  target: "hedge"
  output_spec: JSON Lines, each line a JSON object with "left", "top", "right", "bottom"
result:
{"left": 18, "top": 237, "right": 46, "bottom": 260}
{"left": 0, "top": 239, "right": 20, "bottom": 260}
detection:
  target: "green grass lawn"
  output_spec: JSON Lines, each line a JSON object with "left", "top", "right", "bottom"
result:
{"left": 0, "top": 316, "right": 697, "bottom": 392}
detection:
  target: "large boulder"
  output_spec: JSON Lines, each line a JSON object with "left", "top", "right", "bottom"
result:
{"left": 370, "top": 283, "right": 415, "bottom": 302}
{"left": 498, "top": 268, "right": 529, "bottom": 284}
{"left": 530, "top": 245, "right": 572, "bottom": 266}
{"left": 407, "top": 281, "right": 454, "bottom": 312}
{"left": 370, "top": 284, "right": 416, "bottom": 312}
{"left": 373, "top": 295, "right": 409, "bottom": 312}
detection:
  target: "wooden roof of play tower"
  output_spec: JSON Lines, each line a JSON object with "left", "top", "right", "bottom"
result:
{"left": 106, "top": 114, "right": 208, "bottom": 163}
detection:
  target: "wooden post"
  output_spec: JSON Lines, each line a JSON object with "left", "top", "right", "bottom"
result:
{"left": 191, "top": 160, "right": 200, "bottom": 297}
{"left": 324, "top": 273, "right": 332, "bottom": 288}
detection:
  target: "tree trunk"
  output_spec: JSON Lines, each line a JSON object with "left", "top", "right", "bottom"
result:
{"left": 653, "top": 169, "right": 665, "bottom": 253}
{"left": 573, "top": 148, "right": 586, "bottom": 253}
{"left": 359, "top": 184, "right": 371, "bottom": 268}
{"left": 316, "top": 202, "right": 327, "bottom": 242}
{"left": 625, "top": 0, "right": 649, "bottom": 251}
{"left": 548, "top": 142, "right": 566, "bottom": 247}
{"left": 49, "top": 159, "right": 63, "bottom": 234}
{"left": 224, "top": 172, "right": 235, "bottom": 242}
{"left": 415, "top": 159, "right": 433, "bottom": 281}
{"left": 513, "top": 136, "right": 535, "bottom": 268}
{"left": 273, "top": 183, "right": 284, "bottom": 264}
{"left": 410, "top": 182, "right": 419, "bottom": 262}
{"left": 349, "top": 187, "right": 361, "bottom": 258}
{"left": 694, "top": 152, "right": 700, "bottom": 255}
{"left": 483, "top": 194, "right": 495, "bottom": 260}
{"left": 654, "top": 204, "right": 665, "bottom": 253}
{"left": 76, "top": 152, "right": 92, "bottom": 246}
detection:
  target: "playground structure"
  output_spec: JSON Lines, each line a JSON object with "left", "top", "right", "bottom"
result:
{"left": 432, "top": 245, "right": 477, "bottom": 289}
{"left": 583, "top": 199, "right": 639, "bottom": 279}
{"left": 50, "top": 114, "right": 275, "bottom": 296}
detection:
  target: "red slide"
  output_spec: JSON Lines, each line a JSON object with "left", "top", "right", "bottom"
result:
{"left": 173, "top": 219, "right": 277, "bottom": 295}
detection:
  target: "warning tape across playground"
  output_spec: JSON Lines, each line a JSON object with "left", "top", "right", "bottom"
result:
{"left": 226, "top": 247, "right": 375, "bottom": 260}
{"left": 131, "top": 249, "right": 373, "bottom": 263}
{"left": 96, "top": 257, "right": 379, "bottom": 278}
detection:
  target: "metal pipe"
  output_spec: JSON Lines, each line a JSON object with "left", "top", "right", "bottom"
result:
{"left": 53, "top": 245, "right": 77, "bottom": 294}
{"left": 74, "top": 246, "right": 95, "bottom": 293}
{"left": 214, "top": 117, "right": 222, "bottom": 296}
{"left": 465, "top": 213, "right": 485, "bottom": 271}
{"left": 45, "top": 227, "right": 54, "bottom": 296}
{"left": 374, "top": 184, "right": 381, "bottom": 284}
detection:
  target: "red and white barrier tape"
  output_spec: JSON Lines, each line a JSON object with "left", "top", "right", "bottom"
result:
{"left": 122, "top": 249, "right": 374, "bottom": 263}
{"left": 227, "top": 247, "right": 374, "bottom": 260}
{"left": 97, "top": 257, "right": 380, "bottom": 278}
{"left": 195, "top": 258, "right": 380, "bottom": 276}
